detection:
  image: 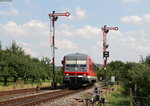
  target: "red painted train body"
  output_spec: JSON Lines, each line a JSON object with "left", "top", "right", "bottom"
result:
{"left": 62, "top": 53, "right": 97, "bottom": 87}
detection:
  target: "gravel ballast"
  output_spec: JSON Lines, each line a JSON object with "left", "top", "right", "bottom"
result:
{"left": 41, "top": 84, "right": 102, "bottom": 106}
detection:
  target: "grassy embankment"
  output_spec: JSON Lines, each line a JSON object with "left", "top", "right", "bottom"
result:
{"left": 0, "top": 82, "right": 51, "bottom": 91}
{"left": 103, "top": 85, "right": 130, "bottom": 106}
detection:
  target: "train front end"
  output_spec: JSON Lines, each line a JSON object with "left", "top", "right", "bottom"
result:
{"left": 62, "top": 53, "right": 97, "bottom": 88}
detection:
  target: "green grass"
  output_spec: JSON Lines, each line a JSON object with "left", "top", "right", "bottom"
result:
{"left": 0, "top": 82, "right": 51, "bottom": 91}
{"left": 103, "top": 85, "right": 130, "bottom": 106}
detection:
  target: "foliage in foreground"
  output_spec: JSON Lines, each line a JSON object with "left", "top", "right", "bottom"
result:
{"left": 97, "top": 56, "right": 150, "bottom": 97}
{"left": 104, "top": 86, "right": 130, "bottom": 106}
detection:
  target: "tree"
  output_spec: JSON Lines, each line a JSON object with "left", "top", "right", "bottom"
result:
{"left": 0, "top": 41, "right": 53, "bottom": 86}
{"left": 41, "top": 57, "right": 52, "bottom": 81}
{"left": 107, "top": 61, "right": 125, "bottom": 81}
{"left": 145, "top": 55, "right": 150, "bottom": 66}
{"left": 0, "top": 41, "right": 2, "bottom": 50}
{"left": 55, "top": 69, "right": 63, "bottom": 85}
{"left": 7, "top": 41, "right": 25, "bottom": 83}
{"left": 97, "top": 66, "right": 104, "bottom": 81}
{"left": 128, "top": 64, "right": 150, "bottom": 96}
{"left": 0, "top": 50, "right": 10, "bottom": 86}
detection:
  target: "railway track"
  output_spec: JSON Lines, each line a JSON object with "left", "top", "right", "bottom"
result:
{"left": 0, "top": 86, "right": 50, "bottom": 97}
{"left": 0, "top": 87, "right": 90, "bottom": 106}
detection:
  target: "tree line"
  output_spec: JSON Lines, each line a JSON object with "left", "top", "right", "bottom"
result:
{"left": 0, "top": 41, "right": 62, "bottom": 86}
{"left": 97, "top": 55, "right": 150, "bottom": 97}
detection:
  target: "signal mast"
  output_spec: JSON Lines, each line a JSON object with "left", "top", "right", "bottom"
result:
{"left": 48, "top": 11, "right": 70, "bottom": 89}
{"left": 101, "top": 25, "right": 118, "bottom": 85}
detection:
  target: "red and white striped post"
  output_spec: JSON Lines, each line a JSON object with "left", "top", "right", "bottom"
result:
{"left": 101, "top": 25, "right": 118, "bottom": 85}
{"left": 49, "top": 11, "right": 70, "bottom": 89}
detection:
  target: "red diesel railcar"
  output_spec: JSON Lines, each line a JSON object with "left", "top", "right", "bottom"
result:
{"left": 62, "top": 53, "right": 97, "bottom": 88}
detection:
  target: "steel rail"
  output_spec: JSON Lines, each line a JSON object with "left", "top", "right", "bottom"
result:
{"left": 0, "top": 87, "right": 91, "bottom": 106}
{"left": 0, "top": 89, "right": 68, "bottom": 106}
{"left": 0, "top": 86, "right": 50, "bottom": 96}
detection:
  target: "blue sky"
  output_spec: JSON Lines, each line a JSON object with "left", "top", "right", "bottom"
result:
{"left": 0, "top": 0, "right": 150, "bottom": 65}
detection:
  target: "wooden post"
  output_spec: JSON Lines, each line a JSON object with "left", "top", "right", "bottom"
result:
{"left": 130, "top": 88, "right": 133, "bottom": 106}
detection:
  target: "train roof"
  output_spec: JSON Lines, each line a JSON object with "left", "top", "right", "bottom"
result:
{"left": 65, "top": 53, "right": 88, "bottom": 59}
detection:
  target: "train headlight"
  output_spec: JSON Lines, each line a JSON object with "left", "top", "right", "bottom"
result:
{"left": 66, "top": 73, "right": 69, "bottom": 76}
{"left": 83, "top": 74, "right": 86, "bottom": 76}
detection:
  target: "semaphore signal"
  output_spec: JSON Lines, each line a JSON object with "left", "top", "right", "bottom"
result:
{"left": 48, "top": 11, "right": 70, "bottom": 90}
{"left": 101, "top": 25, "right": 119, "bottom": 85}
{"left": 49, "top": 12, "right": 70, "bottom": 17}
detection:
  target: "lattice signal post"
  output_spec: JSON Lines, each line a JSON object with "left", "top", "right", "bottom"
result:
{"left": 48, "top": 11, "right": 70, "bottom": 89}
{"left": 101, "top": 25, "right": 118, "bottom": 85}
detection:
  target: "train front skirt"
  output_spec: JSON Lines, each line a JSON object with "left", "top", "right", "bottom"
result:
{"left": 63, "top": 75, "right": 96, "bottom": 87}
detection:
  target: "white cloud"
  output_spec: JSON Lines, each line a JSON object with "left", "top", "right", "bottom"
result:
{"left": 124, "top": 30, "right": 150, "bottom": 52}
{"left": 56, "top": 39, "right": 77, "bottom": 50}
{"left": 2, "top": 21, "right": 25, "bottom": 37}
{"left": 143, "top": 14, "right": 150, "bottom": 23}
{"left": 121, "top": 16, "right": 142, "bottom": 24}
{"left": 39, "top": 38, "right": 78, "bottom": 50}
{"left": 75, "top": 25, "right": 99, "bottom": 39}
{"left": 122, "top": 0, "right": 138, "bottom": 2}
{"left": 112, "top": 31, "right": 150, "bottom": 55}
{"left": 0, "top": 20, "right": 49, "bottom": 58}
{"left": 121, "top": 14, "right": 150, "bottom": 25}
{"left": 56, "top": 24, "right": 74, "bottom": 37}
{"left": 56, "top": 24, "right": 100, "bottom": 39}
{"left": 1, "top": 20, "right": 49, "bottom": 38}
{"left": 0, "top": 9, "right": 19, "bottom": 16}
{"left": 39, "top": 41, "right": 50, "bottom": 47}
{"left": 65, "top": 7, "right": 87, "bottom": 20}
{"left": 23, "top": 47, "right": 38, "bottom": 57}
{"left": 23, "top": 20, "right": 47, "bottom": 28}
{"left": 76, "top": 7, "right": 86, "bottom": 19}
